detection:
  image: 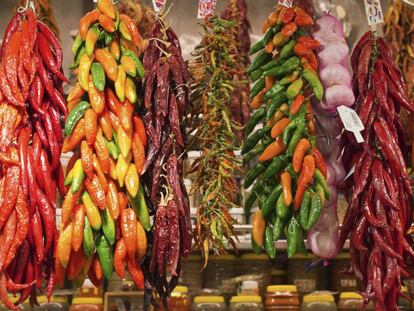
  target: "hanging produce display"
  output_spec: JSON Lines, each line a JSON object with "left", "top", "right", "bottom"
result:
{"left": 141, "top": 11, "right": 191, "bottom": 299}
{"left": 59, "top": 0, "right": 148, "bottom": 290}
{"left": 244, "top": 4, "right": 330, "bottom": 259}
{"left": 117, "top": 0, "right": 155, "bottom": 40}
{"left": 221, "top": 0, "right": 251, "bottom": 143}
{"left": 0, "top": 5, "right": 67, "bottom": 309}
{"left": 306, "top": 14, "right": 350, "bottom": 259}
{"left": 187, "top": 17, "right": 241, "bottom": 263}
{"left": 340, "top": 31, "right": 414, "bottom": 310}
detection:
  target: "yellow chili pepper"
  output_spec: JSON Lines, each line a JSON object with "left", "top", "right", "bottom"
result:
{"left": 85, "top": 26, "right": 99, "bottom": 56}
{"left": 98, "top": 0, "right": 116, "bottom": 19}
{"left": 110, "top": 39, "right": 121, "bottom": 61}
{"left": 117, "top": 125, "right": 132, "bottom": 158}
{"left": 119, "top": 21, "right": 132, "bottom": 41}
{"left": 125, "top": 164, "right": 139, "bottom": 198}
{"left": 82, "top": 191, "right": 102, "bottom": 230}
{"left": 136, "top": 221, "right": 147, "bottom": 261}
{"left": 95, "top": 49, "right": 118, "bottom": 82}
{"left": 57, "top": 223, "right": 73, "bottom": 268}
{"left": 109, "top": 158, "right": 117, "bottom": 180}
{"left": 88, "top": 80, "right": 105, "bottom": 115}
{"left": 71, "top": 159, "right": 85, "bottom": 193}
{"left": 78, "top": 53, "right": 94, "bottom": 91}
{"left": 115, "top": 65, "right": 126, "bottom": 102}
{"left": 116, "top": 152, "right": 131, "bottom": 187}
{"left": 125, "top": 77, "right": 137, "bottom": 104}
{"left": 121, "top": 55, "right": 136, "bottom": 77}
{"left": 67, "top": 83, "right": 86, "bottom": 102}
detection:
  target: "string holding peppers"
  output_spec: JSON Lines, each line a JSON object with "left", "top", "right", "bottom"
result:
{"left": 244, "top": 4, "right": 329, "bottom": 259}
{"left": 58, "top": 0, "right": 149, "bottom": 291}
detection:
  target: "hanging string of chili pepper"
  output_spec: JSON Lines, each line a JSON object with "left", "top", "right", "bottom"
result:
{"left": 221, "top": 0, "right": 251, "bottom": 143}
{"left": 340, "top": 31, "right": 414, "bottom": 311}
{"left": 140, "top": 9, "right": 192, "bottom": 303}
{"left": 0, "top": 4, "right": 67, "bottom": 309}
{"left": 244, "top": 4, "right": 329, "bottom": 259}
{"left": 58, "top": 0, "right": 149, "bottom": 291}
{"left": 187, "top": 17, "right": 242, "bottom": 264}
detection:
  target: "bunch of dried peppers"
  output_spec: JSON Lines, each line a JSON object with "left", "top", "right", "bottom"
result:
{"left": 0, "top": 5, "right": 67, "bottom": 309}
{"left": 187, "top": 17, "right": 242, "bottom": 263}
{"left": 58, "top": 0, "right": 149, "bottom": 290}
{"left": 244, "top": 4, "right": 329, "bottom": 259}
{"left": 141, "top": 10, "right": 191, "bottom": 300}
{"left": 341, "top": 31, "right": 414, "bottom": 310}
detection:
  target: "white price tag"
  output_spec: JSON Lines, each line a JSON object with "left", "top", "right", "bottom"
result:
{"left": 152, "top": 0, "right": 166, "bottom": 12}
{"left": 364, "top": 0, "right": 384, "bottom": 26}
{"left": 278, "top": 0, "right": 293, "bottom": 8}
{"left": 337, "top": 105, "right": 364, "bottom": 143}
{"left": 198, "top": 0, "right": 217, "bottom": 19}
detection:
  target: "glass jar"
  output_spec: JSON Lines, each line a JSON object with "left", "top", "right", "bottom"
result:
{"left": 192, "top": 296, "right": 227, "bottom": 311}
{"left": 329, "top": 253, "right": 358, "bottom": 292}
{"left": 230, "top": 295, "right": 263, "bottom": 311}
{"left": 301, "top": 293, "right": 337, "bottom": 311}
{"left": 239, "top": 254, "right": 272, "bottom": 296}
{"left": 337, "top": 293, "right": 373, "bottom": 311}
{"left": 69, "top": 297, "right": 103, "bottom": 311}
{"left": 204, "top": 255, "right": 237, "bottom": 290}
{"left": 33, "top": 296, "right": 68, "bottom": 310}
{"left": 288, "top": 255, "right": 324, "bottom": 297}
{"left": 169, "top": 286, "right": 190, "bottom": 311}
{"left": 238, "top": 280, "right": 259, "bottom": 296}
{"left": 264, "top": 285, "right": 300, "bottom": 310}
{"left": 271, "top": 269, "right": 287, "bottom": 285}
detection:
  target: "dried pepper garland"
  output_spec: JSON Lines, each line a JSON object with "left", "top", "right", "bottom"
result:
{"left": 221, "top": 0, "right": 251, "bottom": 142}
{"left": 188, "top": 17, "right": 242, "bottom": 263}
{"left": 141, "top": 11, "right": 192, "bottom": 300}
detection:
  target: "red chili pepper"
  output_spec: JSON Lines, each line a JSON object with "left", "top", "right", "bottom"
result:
{"left": 49, "top": 106, "right": 63, "bottom": 144}
{"left": 357, "top": 40, "right": 372, "bottom": 95}
{"left": 311, "top": 148, "right": 327, "bottom": 178}
{"left": 33, "top": 118, "right": 49, "bottom": 149}
{"left": 0, "top": 273, "right": 18, "bottom": 310}
{"left": 0, "top": 210, "right": 17, "bottom": 272}
{"left": 297, "top": 36, "right": 320, "bottom": 49}
{"left": 0, "top": 166, "right": 19, "bottom": 229}
{"left": 121, "top": 209, "right": 137, "bottom": 259}
{"left": 18, "top": 128, "right": 30, "bottom": 199}
{"left": 279, "top": 7, "right": 295, "bottom": 24}
{"left": 31, "top": 209, "right": 44, "bottom": 263}
{"left": 35, "top": 187, "right": 55, "bottom": 255}
{"left": 0, "top": 13, "right": 21, "bottom": 59}
{"left": 37, "top": 21, "right": 63, "bottom": 68}
{"left": 55, "top": 163, "right": 66, "bottom": 197}
{"left": 39, "top": 149, "right": 55, "bottom": 208}
{"left": 84, "top": 174, "right": 106, "bottom": 210}
{"left": 3, "top": 30, "right": 24, "bottom": 103}
{"left": 127, "top": 256, "right": 144, "bottom": 289}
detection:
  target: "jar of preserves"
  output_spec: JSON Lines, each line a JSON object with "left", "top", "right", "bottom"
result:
{"left": 169, "top": 286, "right": 190, "bottom": 311}
{"left": 337, "top": 293, "right": 374, "bottom": 311}
{"left": 301, "top": 293, "right": 337, "bottom": 311}
{"left": 192, "top": 296, "right": 227, "bottom": 311}
{"left": 238, "top": 280, "right": 259, "bottom": 295}
{"left": 230, "top": 295, "right": 263, "bottom": 311}
{"left": 69, "top": 297, "right": 103, "bottom": 311}
{"left": 329, "top": 253, "right": 358, "bottom": 292}
{"left": 264, "top": 285, "right": 300, "bottom": 310}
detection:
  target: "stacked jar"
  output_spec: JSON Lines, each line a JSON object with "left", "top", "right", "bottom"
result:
{"left": 192, "top": 296, "right": 227, "bottom": 311}
{"left": 230, "top": 296, "right": 263, "bottom": 310}
{"left": 301, "top": 293, "right": 337, "bottom": 311}
{"left": 264, "top": 285, "right": 300, "bottom": 310}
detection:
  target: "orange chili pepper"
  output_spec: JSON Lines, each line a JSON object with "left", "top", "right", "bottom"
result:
{"left": 72, "top": 204, "right": 85, "bottom": 252}
{"left": 57, "top": 223, "right": 73, "bottom": 268}
{"left": 79, "top": 9, "right": 100, "bottom": 40}
{"left": 88, "top": 80, "right": 105, "bottom": 115}
{"left": 91, "top": 254, "right": 103, "bottom": 280}
{"left": 292, "top": 138, "right": 311, "bottom": 173}
{"left": 98, "top": 13, "right": 115, "bottom": 33}
{"left": 62, "top": 119, "right": 85, "bottom": 153}
{"left": 67, "top": 83, "right": 86, "bottom": 103}
{"left": 94, "top": 129, "right": 110, "bottom": 174}
{"left": 267, "top": 11, "right": 279, "bottom": 26}
{"left": 92, "top": 154, "right": 108, "bottom": 193}
{"left": 258, "top": 138, "right": 286, "bottom": 162}
{"left": 80, "top": 141, "right": 94, "bottom": 178}
{"left": 118, "top": 192, "right": 128, "bottom": 214}
{"left": 84, "top": 109, "right": 98, "bottom": 145}
{"left": 67, "top": 248, "right": 87, "bottom": 280}
{"left": 136, "top": 221, "right": 147, "bottom": 261}
{"left": 84, "top": 174, "right": 106, "bottom": 210}
{"left": 132, "top": 116, "right": 147, "bottom": 148}
{"left": 108, "top": 157, "right": 117, "bottom": 180}
{"left": 121, "top": 208, "right": 137, "bottom": 259}
{"left": 88, "top": 264, "right": 102, "bottom": 288}
{"left": 61, "top": 189, "right": 81, "bottom": 227}
{"left": 127, "top": 257, "right": 144, "bottom": 289}
{"left": 294, "top": 7, "right": 314, "bottom": 27}
{"left": 281, "top": 22, "right": 297, "bottom": 38}
{"left": 114, "top": 238, "right": 127, "bottom": 279}
{"left": 271, "top": 118, "right": 290, "bottom": 139}
{"left": 297, "top": 36, "right": 320, "bottom": 49}
{"left": 109, "top": 39, "right": 121, "bottom": 61}
{"left": 265, "top": 76, "right": 276, "bottom": 92}
{"left": 119, "top": 100, "right": 134, "bottom": 132}
{"left": 303, "top": 62, "right": 316, "bottom": 74}
{"left": 307, "top": 119, "right": 316, "bottom": 135}
{"left": 251, "top": 91, "right": 264, "bottom": 109}
{"left": 294, "top": 154, "right": 315, "bottom": 209}
{"left": 107, "top": 180, "right": 120, "bottom": 220}
{"left": 108, "top": 111, "right": 120, "bottom": 130}
{"left": 281, "top": 171, "right": 292, "bottom": 206}
{"left": 67, "top": 99, "right": 80, "bottom": 113}
{"left": 131, "top": 133, "right": 145, "bottom": 175}
{"left": 120, "top": 14, "right": 142, "bottom": 46}
{"left": 294, "top": 42, "right": 310, "bottom": 57}
{"left": 290, "top": 94, "right": 306, "bottom": 116}
{"left": 279, "top": 7, "right": 295, "bottom": 24}
{"left": 312, "top": 148, "right": 327, "bottom": 179}
{"left": 265, "top": 41, "right": 274, "bottom": 54}
{"left": 95, "top": 49, "right": 118, "bottom": 81}
{"left": 105, "top": 88, "right": 121, "bottom": 115}
{"left": 97, "top": 0, "right": 116, "bottom": 19}
{"left": 304, "top": 50, "right": 318, "bottom": 71}
{"left": 99, "top": 109, "right": 113, "bottom": 141}
{"left": 262, "top": 20, "right": 271, "bottom": 34}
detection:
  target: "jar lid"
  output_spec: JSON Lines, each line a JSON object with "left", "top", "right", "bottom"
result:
{"left": 173, "top": 286, "right": 188, "bottom": 293}
{"left": 267, "top": 285, "right": 297, "bottom": 292}
{"left": 241, "top": 253, "right": 269, "bottom": 260}
{"left": 340, "top": 292, "right": 363, "bottom": 300}
{"left": 230, "top": 295, "right": 262, "bottom": 303}
{"left": 271, "top": 269, "right": 287, "bottom": 276}
{"left": 209, "top": 254, "right": 236, "bottom": 261}
{"left": 333, "top": 252, "right": 351, "bottom": 259}
{"left": 72, "top": 297, "right": 103, "bottom": 305}
{"left": 241, "top": 280, "right": 259, "bottom": 289}
{"left": 303, "top": 294, "right": 334, "bottom": 303}
{"left": 194, "top": 296, "right": 225, "bottom": 303}
{"left": 37, "top": 296, "right": 67, "bottom": 304}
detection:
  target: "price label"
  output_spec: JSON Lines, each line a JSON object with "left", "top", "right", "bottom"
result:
{"left": 364, "top": 0, "right": 384, "bottom": 26}
{"left": 278, "top": 0, "right": 293, "bottom": 8}
{"left": 337, "top": 105, "right": 364, "bottom": 143}
{"left": 198, "top": 0, "right": 218, "bottom": 19}
{"left": 152, "top": 0, "right": 166, "bottom": 12}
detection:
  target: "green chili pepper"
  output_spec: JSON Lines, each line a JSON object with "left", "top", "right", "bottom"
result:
{"left": 285, "top": 164, "right": 299, "bottom": 181}
{"left": 287, "top": 122, "right": 306, "bottom": 156}
{"left": 128, "top": 186, "right": 150, "bottom": 231}
{"left": 245, "top": 107, "right": 266, "bottom": 136}
{"left": 282, "top": 120, "right": 298, "bottom": 145}
{"left": 243, "top": 143, "right": 266, "bottom": 165}
{"left": 264, "top": 83, "right": 285, "bottom": 101}
{"left": 248, "top": 51, "right": 273, "bottom": 74}
{"left": 106, "top": 139, "right": 120, "bottom": 160}
{"left": 242, "top": 128, "right": 267, "bottom": 155}
{"left": 286, "top": 78, "right": 303, "bottom": 99}
{"left": 91, "top": 62, "right": 106, "bottom": 92}
{"left": 114, "top": 10, "right": 120, "bottom": 30}
{"left": 307, "top": 192, "right": 322, "bottom": 229}
{"left": 250, "top": 77, "right": 266, "bottom": 98}
{"left": 71, "top": 159, "right": 84, "bottom": 193}
{"left": 244, "top": 163, "right": 266, "bottom": 189}
{"left": 65, "top": 101, "right": 90, "bottom": 136}
{"left": 245, "top": 180, "right": 266, "bottom": 214}
{"left": 263, "top": 155, "right": 288, "bottom": 179}
{"left": 279, "top": 70, "right": 300, "bottom": 86}
{"left": 276, "top": 192, "right": 289, "bottom": 220}
{"left": 265, "top": 226, "right": 276, "bottom": 259}
{"left": 266, "top": 93, "right": 287, "bottom": 120}
{"left": 101, "top": 208, "right": 115, "bottom": 245}
{"left": 96, "top": 235, "right": 114, "bottom": 279}
{"left": 299, "top": 190, "right": 311, "bottom": 230}
{"left": 262, "top": 185, "right": 282, "bottom": 219}
{"left": 69, "top": 45, "right": 86, "bottom": 70}
{"left": 250, "top": 68, "right": 263, "bottom": 82}
{"left": 252, "top": 236, "right": 263, "bottom": 254}
{"left": 314, "top": 169, "right": 330, "bottom": 200}
{"left": 296, "top": 227, "right": 307, "bottom": 255}
{"left": 287, "top": 216, "right": 300, "bottom": 258}
{"left": 273, "top": 216, "right": 284, "bottom": 241}
{"left": 303, "top": 69, "right": 324, "bottom": 101}
{"left": 72, "top": 34, "right": 84, "bottom": 55}
{"left": 261, "top": 59, "right": 279, "bottom": 71}
{"left": 263, "top": 56, "right": 300, "bottom": 78}
{"left": 83, "top": 217, "right": 95, "bottom": 258}
{"left": 86, "top": 26, "right": 100, "bottom": 56}
{"left": 249, "top": 26, "right": 280, "bottom": 55}
{"left": 278, "top": 39, "right": 296, "bottom": 61}
{"left": 261, "top": 134, "right": 274, "bottom": 147}
{"left": 315, "top": 184, "right": 326, "bottom": 205}
{"left": 64, "top": 169, "right": 73, "bottom": 186}
{"left": 123, "top": 50, "right": 145, "bottom": 79}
